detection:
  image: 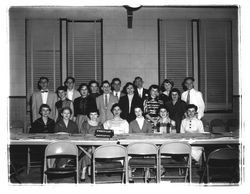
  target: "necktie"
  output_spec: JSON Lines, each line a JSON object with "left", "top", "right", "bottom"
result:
{"left": 115, "top": 92, "right": 118, "bottom": 97}
{"left": 186, "top": 90, "right": 190, "bottom": 104}
{"left": 104, "top": 94, "right": 108, "bottom": 109}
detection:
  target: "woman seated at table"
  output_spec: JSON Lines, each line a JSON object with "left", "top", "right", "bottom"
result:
{"left": 180, "top": 104, "right": 204, "bottom": 163}
{"left": 79, "top": 109, "right": 103, "bottom": 181}
{"left": 30, "top": 104, "right": 55, "bottom": 133}
{"left": 103, "top": 103, "right": 129, "bottom": 134}
{"left": 155, "top": 105, "right": 175, "bottom": 134}
{"left": 54, "top": 107, "right": 78, "bottom": 134}
{"left": 129, "top": 106, "right": 152, "bottom": 133}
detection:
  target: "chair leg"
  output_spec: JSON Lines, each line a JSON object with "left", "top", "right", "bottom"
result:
{"left": 206, "top": 165, "right": 210, "bottom": 183}
{"left": 27, "top": 147, "right": 30, "bottom": 174}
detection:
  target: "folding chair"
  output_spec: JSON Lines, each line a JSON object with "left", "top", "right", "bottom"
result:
{"left": 92, "top": 144, "right": 128, "bottom": 184}
{"left": 159, "top": 142, "right": 192, "bottom": 183}
{"left": 201, "top": 147, "right": 239, "bottom": 183}
{"left": 210, "top": 119, "right": 226, "bottom": 133}
{"left": 127, "top": 142, "right": 159, "bottom": 183}
{"left": 226, "top": 119, "right": 239, "bottom": 136}
{"left": 43, "top": 142, "right": 79, "bottom": 184}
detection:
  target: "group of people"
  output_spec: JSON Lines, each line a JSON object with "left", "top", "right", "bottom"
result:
{"left": 30, "top": 75, "right": 206, "bottom": 180}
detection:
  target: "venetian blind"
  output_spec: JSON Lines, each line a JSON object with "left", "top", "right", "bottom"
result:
{"left": 67, "top": 21, "right": 102, "bottom": 89}
{"left": 26, "top": 19, "right": 61, "bottom": 111}
{"left": 158, "top": 20, "right": 193, "bottom": 91}
{"left": 199, "top": 20, "right": 233, "bottom": 111}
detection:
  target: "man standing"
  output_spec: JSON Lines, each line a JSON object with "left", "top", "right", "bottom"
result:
{"left": 181, "top": 77, "right": 205, "bottom": 119}
{"left": 32, "top": 77, "right": 57, "bottom": 122}
{"left": 133, "top": 76, "right": 149, "bottom": 102}
{"left": 96, "top": 80, "right": 118, "bottom": 123}
{"left": 111, "top": 78, "right": 125, "bottom": 101}
{"left": 64, "top": 76, "right": 80, "bottom": 102}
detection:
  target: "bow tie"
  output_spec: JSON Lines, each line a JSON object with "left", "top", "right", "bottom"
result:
{"left": 41, "top": 90, "right": 48, "bottom": 93}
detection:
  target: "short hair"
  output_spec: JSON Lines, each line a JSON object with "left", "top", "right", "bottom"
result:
{"left": 39, "top": 104, "right": 51, "bottom": 115}
{"left": 78, "top": 83, "right": 90, "bottom": 93}
{"left": 182, "top": 77, "right": 195, "bottom": 91}
{"left": 133, "top": 105, "right": 144, "bottom": 112}
{"left": 61, "top": 107, "right": 73, "bottom": 115}
{"left": 170, "top": 88, "right": 181, "bottom": 98}
{"left": 160, "top": 79, "right": 174, "bottom": 92}
{"left": 149, "top": 84, "right": 159, "bottom": 92}
{"left": 64, "top": 76, "right": 76, "bottom": 85}
{"left": 133, "top": 76, "right": 143, "bottom": 85}
{"left": 56, "top": 86, "right": 67, "bottom": 93}
{"left": 101, "top": 80, "right": 110, "bottom": 88}
{"left": 38, "top": 77, "right": 49, "bottom": 90}
{"left": 111, "top": 78, "right": 121, "bottom": 85}
{"left": 87, "top": 109, "right": 100, "bottom": 119}
{"left": 88, "top": 80, "right": 99, "bottom": 88}
{"left": 122, "top": 82, "right": 136, "bottom": 94}
{"left": 110, "top": 103, "right": 122, "bottom": 114}
{"left": 186, "top": 104, "right": 198, "bottom": 112}
{"left": 157, "top": 105, "right": 170, "bottom": 115}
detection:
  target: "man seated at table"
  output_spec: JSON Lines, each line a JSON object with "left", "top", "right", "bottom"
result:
{"left": 30, "top": 104, "right": 55, "bottom": 133}
{"left": 129, "top": 106, "right": 152, "bottom": 133}
{"left": 180, "top": 104, "right": 204, "bottom": 163}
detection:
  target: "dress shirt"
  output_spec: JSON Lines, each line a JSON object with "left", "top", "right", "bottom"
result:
{"left": 180, "top": 117, "right": 204, "bottom": 133}
{"left": 128, "top": 94, "right": 134, "bottom": 113}
{"left": 136, "top": 117, "right": 144, "bottom": 130}
{"left": 113, "top": 91, "right": 121, "bottom": 100}
{"left": 103, "top": 93, "right": 110, "bottom": 107}
{"left": 137, "top": 88, "right": 143, "bottom": 98}
{"left": 67, "top": 89, "right": 74, "bottom": 101}
{"left": 41, "top": 90, "right": 48, "bottom": 104}
{"left": 103, "top": 118, "right": 129, "bottom": 134}
{"left": 181, "top": 88, "right": 205, "bottom": 119}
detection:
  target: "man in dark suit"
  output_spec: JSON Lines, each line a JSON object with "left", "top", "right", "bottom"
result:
{"left": 111, "top": 78, "right": 125, "bottom": 100}
{"left": 31, "top": 77, "right": 57, "bottom": 122}
{"left": 133, "top": 76, "right": 149, "bottom": 102}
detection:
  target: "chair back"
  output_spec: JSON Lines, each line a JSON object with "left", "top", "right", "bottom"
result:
{"left": 45, "top": 142, "right": 78, "bottom": 157}
{"left": 160, "top": 142, "right": 191, "bottom": 155}
{"left": 127, "top": 142, "right": 158, "bottom": 155}
{"left": 226, "top": 119, "right": 239, "bottom": 132}
{"left": 94, "top": 144, "right": 127, "bottom": 159}
{"left": 208, "top": 148, "right": 239, "bottom": 160}
{"left": 210, "top": 119, "right": 226, "bottom": 133}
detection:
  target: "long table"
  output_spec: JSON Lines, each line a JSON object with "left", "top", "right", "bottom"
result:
{"left": 9, "top": 132, "right": 240, "bottom": 146}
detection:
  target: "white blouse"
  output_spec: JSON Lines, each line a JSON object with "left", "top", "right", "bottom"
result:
{"left": 180, "top": 117, "right": 204, "bottom": 133}
{"left": 103, "top": 118, "right": 129, "bottom": 134}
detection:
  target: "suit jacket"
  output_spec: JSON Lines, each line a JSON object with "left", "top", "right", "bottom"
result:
{"left": 129, "top": 119, "right": 153, "bottom": 133}
{"left": 67, "top": 89, "right": 81, "bottom": 102}
{"left": 96, "top": 93, "right": 118, "bottom": 123}
{"left": 119, "top": 94, "right": 143, "bottom": 123}
{"left": 181, "top": 88, "right": 205, "bottom": 119}
{"left": 54, "top": 119, "right": 79, "bottom": 134}
{"left": 135, "top": 88, "right": 149, "bottom": 102}
{"left": 31, "top": 91, "right": 58, "bottom": 122}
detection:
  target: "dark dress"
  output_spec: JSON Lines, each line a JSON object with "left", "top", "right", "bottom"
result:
{"left": 54, "top": 119, "right": 79, "bottom": 134}
{"left": 119, "top": 94, "right": 143, "bottom": 123}
{"left": 73, "top": 95, "right": 97, "bottom": 117}
{"left": 159, "top": 93, "right": 172, "bottom": 105}
{"left": 80, "top": 121, "right": 103, "bottom": 135}
{"left": 166, "top": 100, "right": 187, "bottom": 133}
{"left": 30, "top": 117, "right": 55, "bottom": 133}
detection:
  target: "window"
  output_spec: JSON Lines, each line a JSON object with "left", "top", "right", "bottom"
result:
{"left": 199, "top": 20, "right": 233, "bottom": 111}
{"left": 158, "top": 19, "right": 193, "bottom": 92}
{"left": 26, "top": 19, "right": 103, "bottom": 110}
{"left": 67, "top": 20, "right": 103, "bottom": 89}
{"left": 26, "top": 19, "right": 61, "bottom": 111}
{"left": 158, "top": 19, "right": 233, "bottom": 112}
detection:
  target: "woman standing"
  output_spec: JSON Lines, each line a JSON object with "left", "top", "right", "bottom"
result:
{"left": 73, "top": 83, "right": 97, "bottom": 130}
{"left": 119, "top": 82, "right": 143, "bottom": 123}
{"left": 159, "top": 79, "right": 174, "bottom": 105}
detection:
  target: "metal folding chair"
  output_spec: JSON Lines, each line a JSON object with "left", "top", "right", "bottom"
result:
{"left": 159, "top": 142, "right": 192, "bottom": 183}
{"left": 127, "top": 142, "right": 159, "bottom": 183}
{"left": 43, "top": 142, "right": 79, "bottom": 184}
{"left": 210, "top": 119, "right": 226, "bottom": 133}
{"left": 201, "top": 147, "right": 239, "bottom": 183}
{"left": 92, "top": 144, "right": 128, "bottom": 184}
